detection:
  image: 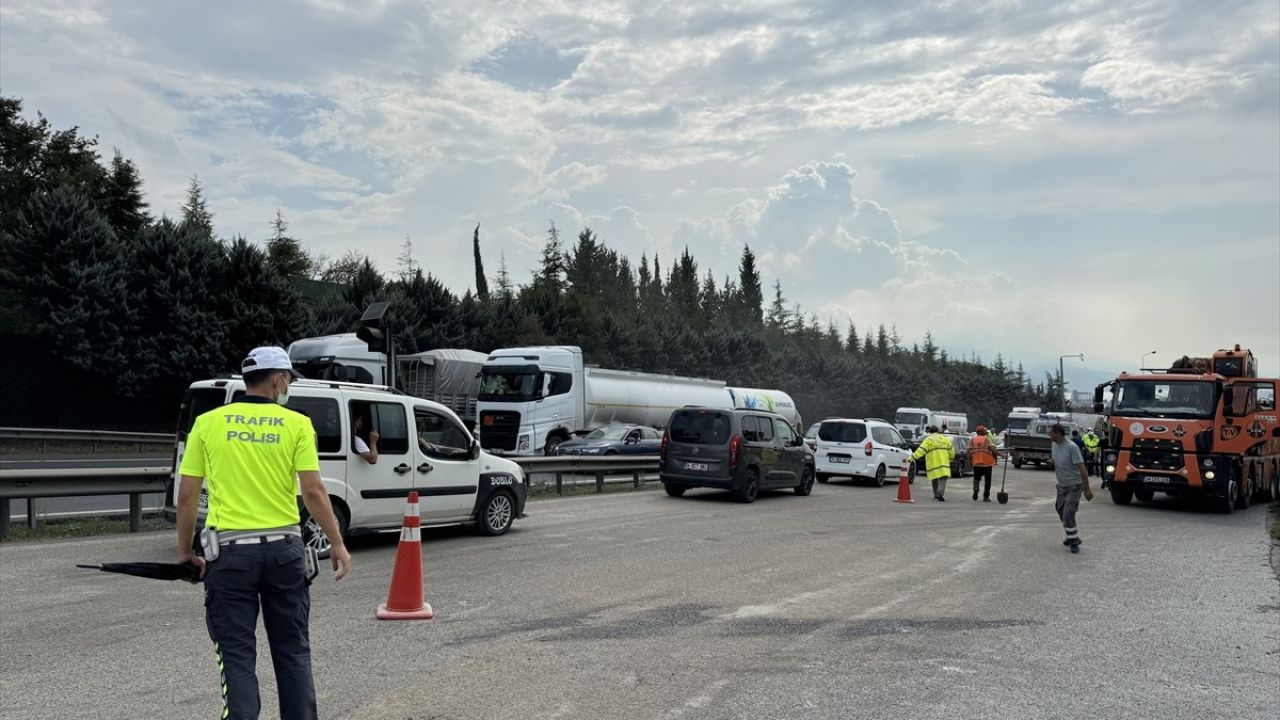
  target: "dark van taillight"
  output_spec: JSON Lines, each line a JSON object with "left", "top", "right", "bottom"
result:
{"left": 660, "top": 432, "right": 668, "bottom": 460}
{"left": 729, "top": 434, "right": 742, "bottom": 468}
{"left": 864, "top": 441, "right": 874, "bottom": 457}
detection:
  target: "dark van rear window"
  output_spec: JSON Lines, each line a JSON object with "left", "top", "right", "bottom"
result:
{"left": 819, "top": 421, "right": 866, "bottom": 443}
{"left": 177, "top": 388, "right": 229, "bottom": 439}
{"left": 670, "top": 411, "right": 731, "bottom": 445}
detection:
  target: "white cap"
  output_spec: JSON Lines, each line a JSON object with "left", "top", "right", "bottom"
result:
{"left": 241, "top": 346, "right": 303, "bottom": 379}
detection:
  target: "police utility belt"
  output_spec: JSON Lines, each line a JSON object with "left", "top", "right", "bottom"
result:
{"left": 200, "top": 525, "right": 319, "bottom": 582}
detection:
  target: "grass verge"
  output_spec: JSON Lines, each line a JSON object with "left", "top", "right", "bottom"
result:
{"left": 1, "top": 516, "right": 169, "bottom": 542}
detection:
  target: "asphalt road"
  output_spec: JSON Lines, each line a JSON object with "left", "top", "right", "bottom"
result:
{"left": 1, "top": 466, "right": 1277, "bottom": 720}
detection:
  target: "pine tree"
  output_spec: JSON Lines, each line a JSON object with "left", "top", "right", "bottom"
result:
{"left": 101, "top": 149, "right": 149, "bottom": 240}
{"left": 120, "top": 219, "right": 229, "bottom": 398}
{"left": 845, "top": 322, "right": 860, "bottom": 355}
{"left": 767, "top": 281, "right": 789, "bottom": 331}
{"left": 179, "top": 176, "right": 214, "bottom": 240}
{"left": 922, "top": 331, "right": 939, "bottom": 364}
{"left": 495, "top": 251, "right": 513, "bottom": 299}
{"left": 737, "top": 244, "right": 764, "bottom": 326}
{"left": 265, "top": 209, "right": 312, "bottom": 280}
{"left": 537, "top": 222, "right": 566, "bottom": 291}
{"left": 472, "top": 223, "right": 489, "bottom": 301}
{"left": 875, "top": 324, "right": 890, "bottom": 356}
{"left": 4, "top": 188, "right": 132, "bottom": 374}
{"left": 394, "top": 234, "right": 419, "bottom": 282}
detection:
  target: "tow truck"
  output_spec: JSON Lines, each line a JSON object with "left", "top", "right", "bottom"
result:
{"left": 1094, "top": 346, "right": 1280, "bottom": 513}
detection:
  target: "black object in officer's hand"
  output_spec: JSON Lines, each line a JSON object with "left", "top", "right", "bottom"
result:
{"left": 76, "top": 562, "right": 202, "bottom": 583}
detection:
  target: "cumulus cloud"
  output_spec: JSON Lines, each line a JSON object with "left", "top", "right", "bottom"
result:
{"left": 2, "top": 0, "right": 1276, "bottom": 370}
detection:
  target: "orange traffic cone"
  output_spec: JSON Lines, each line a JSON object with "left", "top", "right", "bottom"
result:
{"left": 376, "top": 491, "right": 434, "bottom": 621}
{"left": 893, "top": 463, "right": 914, "bottom": 503}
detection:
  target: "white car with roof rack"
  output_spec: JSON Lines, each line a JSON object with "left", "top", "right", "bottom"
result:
{"left": 164, "top": 377, "right": 528, "bottom": 555}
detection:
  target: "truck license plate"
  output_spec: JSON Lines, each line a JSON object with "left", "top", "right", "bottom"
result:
{"left": 829, "top": 455, "right": 850, "bottom": 464}
{"left": 1141, "top": 476, "right": 1171, "bottom": 484}
{"left": 683, "top": 462, "right": 709, "bottom": 472}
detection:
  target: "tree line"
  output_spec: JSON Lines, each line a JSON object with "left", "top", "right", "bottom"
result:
{"left": 0, "top": 95, "right": 1061, "bottom": 430}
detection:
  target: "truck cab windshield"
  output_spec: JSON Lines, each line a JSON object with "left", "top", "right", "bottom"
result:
{"left": 1112, "top": 380, "right": 1218, "bottom": 419}
{"left": 895, "top": 412, "right": 925, "bottom": 425}
{"left": 479, "top": 369, "right": 540, "bottom": 402}
{"left": 1007, "top": 417, "right": 1032, "bottom": 432}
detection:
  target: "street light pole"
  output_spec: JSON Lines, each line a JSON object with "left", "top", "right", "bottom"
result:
{"left": 1140, "top": 350, "right": 1157, "bottom": 371}
{"left": 1059, "top": 353, "right": 1085, "bottom": 413}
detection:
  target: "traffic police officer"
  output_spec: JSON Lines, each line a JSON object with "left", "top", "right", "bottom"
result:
{"left": 177, "top": 346, "right": 352, "bottom": 720}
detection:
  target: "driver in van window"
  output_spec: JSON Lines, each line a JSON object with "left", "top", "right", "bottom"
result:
{"left": 353, "top": 414, "right": 379, "bottom": 465}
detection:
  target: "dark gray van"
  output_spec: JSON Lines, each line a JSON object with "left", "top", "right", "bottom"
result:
{"left": 659, "top": 407, "right": 815, "bottom": 503}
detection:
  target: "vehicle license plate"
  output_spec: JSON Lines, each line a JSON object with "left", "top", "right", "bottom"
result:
{"left": 829, "top": 455, "right": 850, "bottom": 464}
{"left": 1141, "top": 475, "right": 1172, "bottom": 484}
{"left": 683, "top": 462, "right": 709, "bottom": 472}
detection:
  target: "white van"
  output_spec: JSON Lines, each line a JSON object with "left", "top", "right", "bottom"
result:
{"left": 163, "top": 378, "right": 528, "bottom": 554}
{"left": 814, "top": 418, "right": 914, "bottom": 487}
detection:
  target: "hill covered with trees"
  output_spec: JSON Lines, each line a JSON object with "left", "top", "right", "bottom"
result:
{"left": 0, "top": 95, "right": 1060, "bottom": 430}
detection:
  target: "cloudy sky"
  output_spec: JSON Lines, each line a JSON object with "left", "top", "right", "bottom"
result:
{"left": 3, "top": 0, "right": 1278, "bottom": 381}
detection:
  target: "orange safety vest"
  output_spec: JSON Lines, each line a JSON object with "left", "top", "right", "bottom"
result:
{"left": 969, "top": 435, "right": 996, "bottom": 467}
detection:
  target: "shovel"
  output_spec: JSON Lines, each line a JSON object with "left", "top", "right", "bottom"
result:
{"left": 997, "top": 453, "right": 1010, "bottom": 504}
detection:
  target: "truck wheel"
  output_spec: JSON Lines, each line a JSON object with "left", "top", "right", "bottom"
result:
{"left": 301, "top": 500, "right": 349, "bottom": 559}
{"left": 795, "top": 468, "right": 815, "bottom": 496}
{"left": 1233, "top": 476, "right": 1250, "bottom": 510}
{"left": 477, "top": 490, "right": 515, "bottom": 536}
{"left": 873, "top": 464, "right": 887, "bottom": 487}
{"left": 735, "top": 469, "right": 760, "bottom": 504}
{"left": 663, "top": 484, "right": 686, "bottom": 497}
{"left": 1216, "top": 481, "right": 1236, "bottom": 515}
{"left": 1109, "top": 486, "right": 1133, "bottom": 505}
{"left": 1013, "top": 458, "right": 1023, "bottom": 469}
{"left": 543, "top": 435, "right": 566, "bottom": 456}
{"left": 1134, "top": 489, "right": 1155, "bottom": 502}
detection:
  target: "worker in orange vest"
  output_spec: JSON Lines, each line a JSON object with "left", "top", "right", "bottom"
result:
{"left": 969, "top": 424, "right": 998, "bottom": 501}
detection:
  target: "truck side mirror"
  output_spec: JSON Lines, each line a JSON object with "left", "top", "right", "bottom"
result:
{"left": 1223, "top": 386, "right": 1235, "bottom": 413}
{"left": 1092, "top": 402, "right": 1104, "bottom": 413}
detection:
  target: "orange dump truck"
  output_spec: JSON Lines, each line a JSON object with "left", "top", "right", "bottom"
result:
{"left": 1094, "top": 346, "right": 1280, "bottom": 513}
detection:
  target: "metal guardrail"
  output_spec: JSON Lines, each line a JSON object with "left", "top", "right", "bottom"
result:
{"left": 0, "top": 466, "right": 171, "bottom": 538}
{"left": 516, "top": 455, "right": 660, "bottom": 495}
{"left": 0, "top": 452, "right": 661, "bottom": 538}
{"left": 0, "top": 427, "right": 176, "bottom": 454}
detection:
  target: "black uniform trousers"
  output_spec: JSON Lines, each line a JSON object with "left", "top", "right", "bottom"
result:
{"left": 972, "top": 465, "right": 994, "bottom": 499}
{"left": 204, "top": 535, "right": 316, "bottom": 720}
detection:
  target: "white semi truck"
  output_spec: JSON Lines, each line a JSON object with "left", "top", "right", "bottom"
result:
{"left": 1006, "top": 406, "right": 1042, "bottom": 435}
{"left": 475, "top": 345, "right": 801, "bottom": 456}
{"left": 893, "top": 407, "right": 969, "bottom": 445}
{"left": 288, "top": 333, "right": 488, "bottom": 422}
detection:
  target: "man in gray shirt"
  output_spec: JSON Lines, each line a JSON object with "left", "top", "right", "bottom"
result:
{"left": 1050, "top": 424, "right": 1094, "bottom": 553}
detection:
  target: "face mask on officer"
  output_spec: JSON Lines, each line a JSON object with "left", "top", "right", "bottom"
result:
{"left": 275, "top": 372, "right": 292, "bottom": 406}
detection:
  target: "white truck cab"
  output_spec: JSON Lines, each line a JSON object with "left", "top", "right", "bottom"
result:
{"left": 475, "top": 346, "right": 802, "bottom": 456}
{"left": 164, "top": 377, "right": 528, "bottom": 554}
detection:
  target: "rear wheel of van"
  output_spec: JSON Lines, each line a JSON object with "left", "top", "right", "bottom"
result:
{"left": 478, "top": 490, "right": 516, "bottom": 536}
{"left": 816, "top": 473, "right": 830, "bottom": 484}
{"left": 795, "top": 469, "right": 815, "bottom": 496}
{"left": 735, "top": 469, "right": 760, "bottom": 504}
{"left": 664, "top": 484, "right": 687, "bottom": 497}
{"left": 873, "top": 464, "right": 887, "bottom": 487}
{"left": 301, "top": 501, "right": 348, "bottom": 559}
